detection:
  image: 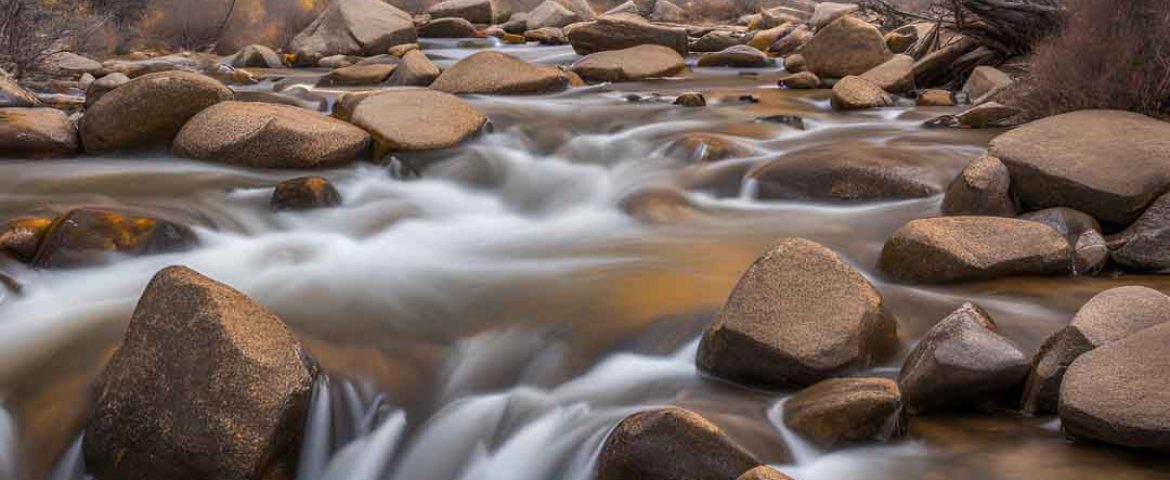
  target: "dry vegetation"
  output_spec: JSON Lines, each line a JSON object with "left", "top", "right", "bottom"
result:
{"left": 0, "top": 0, "right": 111, "bottom": 77}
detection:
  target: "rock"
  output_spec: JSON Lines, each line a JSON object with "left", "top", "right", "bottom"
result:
{"left": 1, "top": 74, "right": 42, "bottom": 108}
{"left": 388, "top": 43, "right": 420, "bottom": 57}
{"left": 349, "top": 90, "right": 487, "bottom": 152}
{"left": 603, "top": 0, "right": 640, "bottom": 16}
{"left": 783, "top": 377, "right": 905, "bottom": 447}
{"left": 859, "top": 54, "right": 914, "bottom": 94}
{"left": 387, "top": 50, "right": 441, "bottom": 87}
{"left": 432, "top": 51, "right": 567, "bottom": 94}
{"left": 287, "top": 0, "right": 416, "bottom": 66}
{"left": 809, "top": 2, "right": 859, "bottom": 30}
{"left": 911, "top": 36, "right": 977, "bottom": 88}
{"left": 768, "top": 25, "right": 813, "bottom": 57}
{"left": 697, "top": 238, "right": 898, "bottom": 388}
{"left": 1110, "top": 192, "right": 1170, "bottom": 271}
{"left": 1022, "top": 286, "right": 1170, "bottom": 414}
{"left": 737, "top": 466, "right": 794, "bottom": 480}
{"left": 665, "top": 133, "right": 750, "bottom": 162}
{"left": 748, "top": 143, "right": 941, "bottom": 201}
{"left": 784, "top": 54, "right": 806, "bottom": 72}
{"left": 778, "top": 71, "right": 819, "bottom": 89}
{"left": 355, "top": 54, "right": 401, "bottom": 66}
{"left": 38, "top": 52, "right": 103, "bottom": 77}
{"left": 501, "top": 32, "right": 527, "bottom": 44}
{"left": 956, "top": 101, "right": 1020, "bottom": 128}
{"left": 526, "top": 0, "right": 580, "bottom": 29}
{"left": 419, "top": 17, "right": 480, "bottom": 38}
{"left": 233, "top": 91, "right": 324, "bottom": 111}
{"left": 941, "top": 155, "right": 1016, "bottom": 217}
{"left": 83, "top": 266, "right": 316, "bottom": 480}
{"left": 174, "top": 101, "right": 370, "bottom": 169}
{"left": 228, "top": 44, "right": 283, "bottom": 69}
{"left": 79, "top": 73, "right": 96, "bottom": 91}
{"left": 964, "top": 66, "right": 1012, "bottom": 103}
{"left": 502, "top": 13, "right": 529, "bottom": 33}
{"left": 597, "top": 407, "right": 759, "bottom": 480}
{"left": 798, "top": 16, "right": 892, "bottom": 78}
{"left": 988, "top": 110, "right": 1170, "bottom": 226}
{"left": 1073, "top": 229, "right": 1109, "bottom": 275}
{"left": 755, "top": 114, "right": 806, "bottom": 130}
{"left": 673, "top": 92, "right": 706, "bottom": 107}
{"left": 0, "top": 108, "right": 79, "bottom": 158}
{"left": 565, "top": 14, "right": 689, "bottom": 56}
{"left": 917, "top": 89, "right": 955, "bottom": 106}
{"left": 1019, "top": 207, "right": 1101, "bottom": 243}
{"left": 619, "top": 185, "right": 699, "bottom": 224}
{"left": 885, "top": 30, "right": 915, "bottom": 54}
{"left": 426, "top": 0, "right": 493, "bottom": 24}
{"left": 0, "top": 210, "right": 57, "bottom": 262}
{"left": 899, "top": 303, "right": 1029, "bottom": 414}
{"left": 879, "top": 216, "right": 1072, "bottom": 284}
{"left": 317, "top": 64, "right": 396, "bottom": 86}
{"left": 80, "top": 71, "right": 232, "bottom": 154}
{"left": 85, "top": 72, "right": 131, "bottom": 108}
{"left": 1060, "top": 321, "right": 1170, "bottom": 450}
{"left": 552, "top": 0, "right": 597, "bottom": 20}
{"left": 831, "top": 76, "right": 894, "bottom": 110}
{"left": 31, "top": 208, "right": 197, "bottom": 269}
{"left": 272, "top": 176, "right": 342, "bottom": 211}
{"left": 698, "top": 45, "right": 769, "bottom": 68}
{"left": 570, "top": 44, "right": 686, "bottom": 82}
{"left": 524, "top": 27, "right": 568, "bottom": 45}
{"left": 318, "top": 54, "right": 361, "bottom": 69}
{"left": 649, "top": 0, "right": 687, "bottom": 23}
{"left": 100, "top": 53, "right": 213, "bottom": 79}
{"left": 747, "top": 24, "right": 795, "bottom": 51}
{"left": 691, "top": 30, "right": 744, "bottom": 52}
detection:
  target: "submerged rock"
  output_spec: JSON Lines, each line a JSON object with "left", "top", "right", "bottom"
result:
{"left": 831, "top": 76, "right": 895, "bottom": 110}
{"left": 798, "top": 16, "right": 892, "bottom": 78}
{"left": 84, "top": 266, "right": 317, "bottom": 480}
{"left": 287, "top": 0, "right": 416, "bottom": 66}
{"left": 30, "top": 208, "right": 197, "bottom": 269}
{"left": 426, "top": 0, "right": 494, "bottom": 24}
{"left": 431, "top": 51, "right": 567, "bottom": 94}
{"left": 748, "top": 143, "right": 941, "bottom": 201}
{"left": 673, "top": 92, "right": 706, "bottom": 107}
{"left": 1109, "top": 192, "right": 1170, "bottom": 271}
{"left": 665, "top": 133, "right": 750, "bottom": 162}
{"left": 349, "top": 89, "right": 487, "bottom": 153}
{"left": 565, "top": 13, "right": 688, "bottom": 55}
{"left": 0, "top": 107, "right": 79, "bottom": 158}
{"left": 597, "top": 407, "right": 759, "bottom": 480}
{"left": 941, "top": 155, "right": 1016, "bottom": 217}
{"left": 570, "top": 44, "right": 686, "bottom": 82}
{"left": 698, "top": 238, "right": 898, "bottom": 389}
{"left": 272, "top": 176, "right": 342, "bottom": 211}
{"left": 783, "top": 377, "right": 905, "bottom": 447}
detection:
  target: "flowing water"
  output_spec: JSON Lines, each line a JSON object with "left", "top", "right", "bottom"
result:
{"left": 3, "top": 41, "right": 1170, "bottom": 480}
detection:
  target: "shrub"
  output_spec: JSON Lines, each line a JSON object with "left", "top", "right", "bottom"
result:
{"left": 0, "top": 0, "right": 111, "bottom": 77}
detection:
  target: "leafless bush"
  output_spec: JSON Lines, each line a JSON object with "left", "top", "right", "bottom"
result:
{"left": 1006, "top": 0, "right": 1170, "bottom": 120}
{"left": 0, "top": 0, "right": 112, "bottom": 78}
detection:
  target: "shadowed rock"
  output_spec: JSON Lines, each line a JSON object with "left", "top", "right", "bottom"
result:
{"left": 941, "top": 155, "right": 1016, "bottom": 217}
{"left": 0, "top": 108, "right": 78, "bottom": 158}
{"left": 798, "top": 16, "right": 892, "bottom": 78}
{"left": 287, "top": 0, "right": 416, "bottom": 66}
{"left": 349, "top": 90, "right": 487, "bottom": 153}
{"left": 30, "top": 208, "right": 197, "bottom": 269}
{"left": 571, "top": 45, "right": 686, "bottom": 82}
{"left": 565, "top": 13, "right": 688, "bottom": 55}
{"left": 1109, "top": 192, "right": 1170, "bottom": 271}
{"left": 432, "top": 51, "right": 567, "bottom": 94}
{"left": 783, "top": 377, "right": 905, "bottom": 447}
{"left": 272, "top": 176, "right": 342, "bottom": 211}
{"left": 665, "top": 133, "right": 751, "bottom": 162}
{"left": 420, "top": 17, "right": 481, "bottom": 38}
{"left": 597, "top": 407, "right": 760, "bottom": 480}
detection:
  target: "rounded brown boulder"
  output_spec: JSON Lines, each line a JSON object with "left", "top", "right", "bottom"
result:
{"left": 831, "top": 76, "right": 894, "bottom": 110}
{"left": 431, "top": 51, "right": 568, "bottom": 94}
{"left": 565, "top": 13, "right": 688, "bottom": 56}
{"left": 697, "top": 238, "right": 898, "bottom": 389}
{"left": 173, "top": 101, "right": 370, "bottom": 169}
{"left": 80, "top": 71, "right": 232, "bottom": 154}
{"left": 597, "top": 407, "right": 760, "bottom": 480}
{"left": 782, "top": 377, "right": 905, "bottom": 447}
{"left": 0, "top": 107, "right": 79, "bottom": 158}
{"left": 797, "top": 15, "right": 892, "bottom": 78}
{"left": 287, "top": 0, "right": 416, "bottom": 66}
{"left": 349, "top": 89, "right": 488, "bottom": 153}
{"left": 570, "top": 44, "right": 687, "bottom": 83}
{"left": 84, "top": 266, "right": 317, "bottom": 480}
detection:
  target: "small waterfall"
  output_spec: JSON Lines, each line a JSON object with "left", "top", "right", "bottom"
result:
{"left": 739, "top": 177, "right": 759, "bottom": 201}
{"left": 47, "top": 435, "right": 86, "bottom": 480}
{"left": 767, "top": 398, "right": 826, "bottom": 467}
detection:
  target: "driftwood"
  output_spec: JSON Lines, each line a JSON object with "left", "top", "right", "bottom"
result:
{"left": 859, "top": 0, "right": 1064, "bottom": 55}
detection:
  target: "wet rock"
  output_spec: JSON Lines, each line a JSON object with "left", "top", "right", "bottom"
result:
{"left": 85, "top": 72, "right": 130, "bottom": 108}
{"left": 778, "top": 71, "right": 819, "bottom": 89}
{"left": 1, "top": 74, "right": 43, "bottom": 108}
{"left": 941, "top": 155, "right": 1016, "bottom": 217}
{"left": 387, "top": 50, "right": 441, "bottom": 87}
{"left": 227, "top": 44, "right": 282, "bottom": 69}
{"left": 831, "top": 76, "right": 894, "bottom": 110}
{"left": 31, "top": 208, "right": 197, "bottom": 269}
{"left": 570, "top": 44, "right": 686, "bottom": 82}
{"left": 565, "top": 13, "right": 689, "bottom": 56}
{"left": 673, "top": 92, "right": 706, "bottom": 107}
{"left": 797, "top": 15, "right": 892, "bottom": 78}
{"left": 783, "top": 54, "right": 806, "bottom": 73}
{"left": 0, "top": 107, "right": 79, "bottom": 158}
{"left": 697, "top": 238, "right": 898, "bottom": 388}
{"left": 783, "top": 377, "right": 905, "bottom": 447}
{"left": 964, "top": 66, "right": 1012, "bottom": 103}
{"left": 755, "top": 115, "right": 805, "bottom": 130}
{"left": 84, "top": 266, "right": 316, "bottom": 480}
{"left": 350, "top": 89, "right": 487, "bottom": 152}
{"left": 1060, "top": 321, "right": 1170, "bottom": 450}
{"left": 911, "top": 36, "right": 977, "bottom": 88}
{"left": 1109, "top": 192, "right": 1170, "bottom": 271}
{"left": 859, "top": 54, "right": 914, "bottom": 94}
{"left": 649, "top": 0, "right": 687, "bottom": 23}
{"left": 899, "top": 303, "right": 1028, "bottom": 414}
{"left": 988, "top": 110, "right": 1170, "bottom": 226}
{"left": 809, "top": 2, "right": 859, "bottom": 30}
{"left": 665, "top": 133, "right": 750, "bottom": 162}
{"left": 174, "top": 101, "right": 370, "bottom": 169}
{"left": 597, "top": 407, "right": 759, "bottom": 480}
{"left": 317, "top": 63, "right": 396, "bottom": 86}
{"left": 917, "top": 89, "right": 954, "bottom": 107}
{"left": 619, "top": 185, "right": 699, "bottom": 224}
{"left": 524, "top": 27, "right": 568, "bottom": 45}
{"left": 38, "top": 52, "right": 103, "bottom": 78}
{"left": 691, "top": 30, "right": 744, "bottom": 52}
{"left": 879, "top": 216, "right": 1072, "bottom": 284}
{"left": 768, "top": 25, "right": 813, "bottom": 57}
{"left": 955, "top": 101, "right": 1021, "bottom": 128}
{"left": 747, "top": 23, "right": 796, "bottom": 51}
{"left": 1022, "top": 286, "right": 1170, "bottom": 414}
{"left": 426, "top": 0, "right": 493, "bottom": 24}
{"left": 748, "top": 143, "right": 941, "bottom": 201}
{"left": 432, "top": 51, "right": 567, "bottom": 94}
{"left": 272, "top": 176, "right": 343, "bottom": 211}
{"left": 420, "top": 17, "right": 481, "bottom": 38}
{"left": 288, "top": 0, "right": 416, "bottom": 66}
{"left": 737, "top": 466, "right": 794, "bottom": 480}
{"left": 526, "top": 0, "right": 580, "bottom": 29}
{"left": 0, "top": 210, "right": 57, "bottom": 262}
{"left": 697, "top": 45, "right": 769, "bottom": 68}
{"left": 80, "top": 71, "right": 232, "bottom": 154}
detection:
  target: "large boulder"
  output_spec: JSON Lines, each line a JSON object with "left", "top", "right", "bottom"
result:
{"left": 565, "top": 14, "right": 688, "bottom": 56}
{"left": 80, "top": 71, "right": 232, "bottom": 154}
{"left": 431, "top": 51, "right": 567, "bottom": 94}
{"left": 859, "top": 54, "right": 914, "bottom": 94}
{"left": 287, "top": 0, "right": 416, "bottom": 67}
{"left": 879, "top": 216, "right": 1072, "bottom": 284}
{"left": 940, "top": 155, "right": 1016, "bottom": 217}
{"left": 831, "top": 75, "right": 895, "bottom": 110}
{"left": 899, "top": 303, "right": 1029, "bottom": 414}
{"left": 0, "top": 107, "right": 79, "bottom": 158}
{"left": 1060, "top": 321, "right": 1170, "bottom": 450}
{"left": 1109, "top": 192, "right": 1170, "bottom": 271}
{"left": 988, "top": 110, "right": 1170, "bottom": 226}
{"left": 1023, "top": 286, "right": 1170, "bottom": 414}
{"left": 809, "top": 2, "right": 860, "bottom": 30}
{"left": 272, "top": 176, "right": 342, "bottom": 211}
{"left": 387, "top": 50, "right": 441, "bottom": 87}
{"left": 570, "top": 44, "right": 686, "bottom": 82}
{"left": 697, "top": 45, "right": 769, "bottom": 68}
{"left": 526, "top": 0, "right": 580, "bottom": 29}
{"left": 747, "top": 143, "right": 941, "bottom": 201}
{"left": 30, "top": 208, "right": 197, "bottom": 269}
{"left": 697, "top": 238, "right": 898, "bottom": 389}
{"left": 1, "top": 74, "right": 43, "bottom": 108}
{"left": 797, "top": 16, "right": 892, "bottom": 78}
{"left": 426, "top": 0, "right": 493, "bottom": 23}
{"left": 419, "top": 17, "right": 481, "bottom": 38}
{"left": 227, "top": 44, "right": 283, "bottom": 69}
{"left": 349, "top": 90, "right": 487, "bottom": 152}
{"left": 173, "top": 101, "right": 370, "bottom": 169}
{"left": 597, "top": 407, "right": 759, "bottom": 480}
{"left": 84, "top": 266, "right": 317, "bottom": 480}
{"left": 782, "top": 377, "right": 905, "bottom": 447}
